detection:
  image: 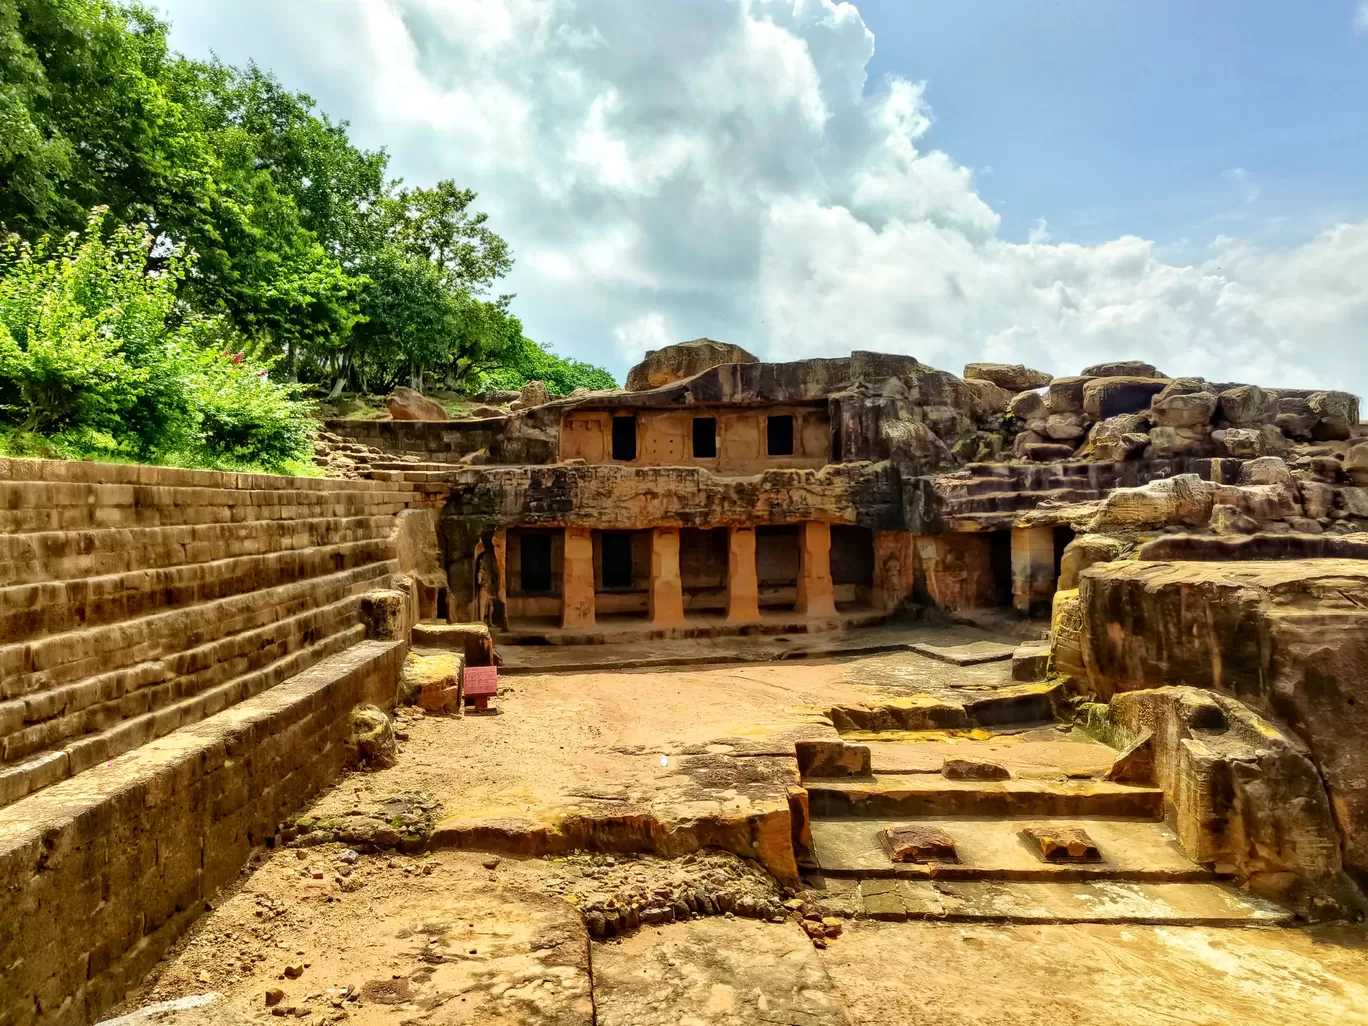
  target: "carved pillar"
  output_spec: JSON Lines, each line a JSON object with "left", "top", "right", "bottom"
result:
{"left": 796, "top": 521, "right": 837, "bottom": 618}
{"left": 561, "top": 526, "right": 596, "bottom": 628}
{"left": 1011, "top": 525, "right": 1056, "bottom": 617}
{"left": 648, "top": 527, "right": 687, "bottom": 626}
{"left": 726, "top": 526, "right": 761, "bottom": 624}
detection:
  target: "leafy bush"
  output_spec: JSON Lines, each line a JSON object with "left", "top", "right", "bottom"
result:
{"left": 0, "top": 208, "right": 314, "bottom": 473}
{"left": 475, "top": 335, "right": 618, "bottom": 396}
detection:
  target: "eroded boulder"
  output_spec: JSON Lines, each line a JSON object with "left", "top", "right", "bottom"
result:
{"left": 962, "top": 362, "right": 1052, "bottom": 393}
{"left": 625, "top": 338, "right": 758, "bottom": 391}
{"left": 388, "top": 386, "right": 450, "bottom": 422}
{"left": 1081, "top": 360, "right": 1162, "bottom": 379}
{"left": 1218, "top": 385, "right": 1277, "bottom": 428}
{"left": 1150, "top": 391, "right": 1217, "bottom": 429}
{"left": 964, "top": 378, "right": 1013, "bottom": 415}
{"left": 350, "top": 704, "right": 397, "bottom": 768}
{"left": 1086, "top": 473, "right": 1216, "bottom": 530}
{"left": 1309, "top": 390, "right": 1359, "bottom": 441}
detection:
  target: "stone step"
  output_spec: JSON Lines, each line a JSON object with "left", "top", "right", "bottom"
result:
{"left": 0, "top": 560, "right": 397, "bottom": 707}
{"left": 828, "top": 682, "right": 1062, "bottom": 733}
{"left": 0, "top": 624, "right": 367, "bottom": 809}
{"left": 0, "top": 478, "right": 418, "bottom": 533}
{"left": 825, "top": 878, "right": 1293, "bottom": 925}
{"left": 804, "top": 775, "right": 1164, "bottom": 820}
{"left": 0, "top": 514, "right": 396, "bottom": 587}
{"left": 0, "top": 537, "right": 397, "bottom": 640}
{"left": 0, "top": 588, "right": 378, "bottom": 768}
{"left": 807, "top": 817, "right": 1211, "bottom": 882}
{"left": 860, "top": 732, "right": 1118, "bottom": 780}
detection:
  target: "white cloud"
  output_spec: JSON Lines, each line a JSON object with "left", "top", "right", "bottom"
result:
{"left": 1356, "top": 2, "right": 1368, "bottom": 34}
{"left": 156, "top": 0, "right": 1368, "bottom": 396}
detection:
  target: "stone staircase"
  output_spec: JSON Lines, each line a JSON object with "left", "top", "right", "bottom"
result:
{"left": 798, "top": 696, "right": 1293, "bottom": 926}
{"left": 0, "top": 461, "right": 427, "bottom": 808}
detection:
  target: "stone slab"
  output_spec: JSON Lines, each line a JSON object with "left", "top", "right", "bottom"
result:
{"left": 908, "top": 641, "right": 1017, "bottom": 666}
{"left": 591, "top": 917, "right": 847, "bottom": 1025}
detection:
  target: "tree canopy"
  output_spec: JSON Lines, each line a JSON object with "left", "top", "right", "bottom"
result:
{"left": 0, "top": 0, "right": 616, "bottom": 464}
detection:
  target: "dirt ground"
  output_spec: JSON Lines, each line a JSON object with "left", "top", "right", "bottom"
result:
{"left": 114, "top": 649, "right": 1368, "bottom": 1026}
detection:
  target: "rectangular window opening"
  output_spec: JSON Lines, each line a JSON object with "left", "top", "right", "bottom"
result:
{"left": 692, "top": 417, "right": 717, "bottom": 459}
{"left": 767, "top": 414, "right": 794, "bottom": 457}
{"left": 520, "top": 533, "right": 553, "bottom": 595}
{"left": 601, "top": 532, "right": 634, "bottom": 590}
{"left": 611, "top": 416, "right": 637, "bottom": 461}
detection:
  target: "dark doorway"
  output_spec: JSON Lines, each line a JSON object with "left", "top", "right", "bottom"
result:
{"left": 612, "top": 416, "right": 637, "bottom": 461}
{"left": 767, "top": 414, "right": 794, "bottom": 456}
{"left": 1053, "top": 526, "right": 1075, "bottom": 585}
{"left": 521, "top": 532, "right": 553, "bottom": 594}
{"left": 756, "top": 524, "right": 800, "bottom": 610}
{"left": 831, "top": 525, "right": 874, "bottom": 586}
{"left": 692, "top": 417, "right": 717, "bottom": 458}
{"left": 989, "top": 531, "right": 1013, "bottom": 607}
{"left": 600, "top": 531, "right": 634, "bottom": 590}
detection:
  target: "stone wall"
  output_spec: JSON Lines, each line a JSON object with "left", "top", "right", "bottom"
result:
{"left": 0, "top": 640, "right": 406, "bottom": 1026}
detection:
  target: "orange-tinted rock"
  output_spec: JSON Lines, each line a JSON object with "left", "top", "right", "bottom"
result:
{"left": 388, "top": 386, "right": 450, "bottom": 421}
{"left": 879, "top": 824, "right": 959, "bottom": 863}
{"left": 625, "top": 338, "right": 758, "bottom": 391}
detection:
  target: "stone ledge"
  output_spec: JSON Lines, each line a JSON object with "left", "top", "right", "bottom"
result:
{"left": 0, "top": 639, "right": 405, "bottom": 1026}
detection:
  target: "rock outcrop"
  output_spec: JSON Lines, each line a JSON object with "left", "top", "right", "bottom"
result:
{"left": 625, "top": 338, "right": 759, "bottom": 391}
{"left": 961, "top": 362, "right": 1052, "bottom": 393}
{"left": 1075, "top": 558, "right": 1368, "bottom": 896}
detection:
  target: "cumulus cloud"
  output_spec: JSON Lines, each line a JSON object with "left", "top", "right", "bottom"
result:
{"left": 1357, "top": 2, "right": 1368, "bottom": 34}
{"left": 157, "top": 0, "right": 1368, "bottom": 395}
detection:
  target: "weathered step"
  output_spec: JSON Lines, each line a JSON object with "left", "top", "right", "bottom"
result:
{"left": 804, "top": 775, "right": 1164, "bottom": 819}
{"left": 808, "top": 817, "right": 1211, "bottom": 882}
{"left": 829, "top": 682, "right": 1062, "bottom": 733}
{"left": 825, "top": 878, "right": 1292, "bottom": 926}
{"left": 860, "top": 732, "right": 1118, "bottom": 779}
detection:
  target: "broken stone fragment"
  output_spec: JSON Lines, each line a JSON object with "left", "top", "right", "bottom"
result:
{"left": 795, "top": 739, "right": 872, "bottom": 778}
{"left": 1020, "top": 825, "right": 1103, "bottom": 863}
{"left": 1011, "top": 640, "right": 1052, "bottom": 682}
{"left": 1106, "top": 730, "right": 1156, "bottom": 785}
{"left": 942, "top": 757, "right": 1012, "bottom": 781}
{"left": 264, "top": 990, "right": 285, "bottom": 1008}
{"left": 879, "top": 824, "right": 959, "bottom": 863}
{"left": 1210, "top": 504, "right": 1261, "bottom": 536}
{"left": 348, "top": 704, "right": 396, "bottom": 769}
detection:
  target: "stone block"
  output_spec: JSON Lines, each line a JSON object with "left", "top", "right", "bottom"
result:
{"left": 1045, "top": 376, "right": 1091, "bottom": 414}
{"left": 1011, "top": 640, "right": 1052, "bottom": 682}
{"left": 942, "top": 757, "right": 1011, "bottom": 781}
{"left": 1008, "top": 389, "right": 1046, "bottom": 421}
{"left": 1020, "top": 825, "right": 1102, "bottom": 863}
{"left": 1218, "top": 385, "right": 1277, "bottom": 428}
{"left": 879, "top": 824, "right": 958, "bottom": 864}
{"left": 1082, "top": 360, "right": 1162, "bottom": 378}
{"left": 795, "top": 740, "right": 871, "bottom": 778}
{"left": 964, "top": 378, "right": 1013, "bottom": 415}
{"left": 964, "top": 363, "right": 1052, "bottom": 392}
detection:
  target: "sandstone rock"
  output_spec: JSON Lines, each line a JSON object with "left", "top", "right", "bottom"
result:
{"left": 1105, "top": 685, "right": 1355, "bottom": 911}
{"left": 516, "top": 379, "right": 549, "bottom": 409}
{"left": 1044, "top": 412, "right": 1087, "bottom": 441}
{"left": 1156, "top": 377, "right": 1210, "bottom": 402}
{"left": 1105, "top": 731, "right": 1155, "bottom": 785}
{"left": 1078, "top": 560, "right": 1368, "bottom": 899}
{"left": 879, "top": 824, "right": 958, "bottom": 863}
{"left": 964, "top": 378, "right": 1013, "bottom": 415}
{"left": 1024, "top": 442, "right": 1075, "bottom": 462}
{"left": 1213, "top": 427, "right": 1264, "bottom": 458}
{"left": 1019, "top": 824, "right": 1102, "bottom": 863}
{"left": 1136, "top": 532, "right": 1368, "bottom": 562}
{"left": 477, "top": 388, "right": 521, "bottom": 405}
{"left": 1148, "top": 424, "right": 1210, "bottom": 457}
{"left": 1345, "top": 443, "right": 1368, "bottom": 486}
{"left": 1083, "top": 414, "right": 1150, "bottom": 461}
{"left": 1011, "top": 640, "right": 1052, "bottom": 681}
{"left": 349, "top": 704, "right": 396, "bottom": 769}
{"left": 942, "top": 757, "right": 1011, "bottom": 781}
{"left": 1309, "top": 390, "right": 1360, "bottom": 441}
{"left": 1083, "top": 376, "right": 1170, "bottom": 420}
{"left": 1081, "top": 360, "right": 1162, "bottom": 379}
{"left": 625, "top": 338, "right": 758, "bottom": 391}
{"left": 1211, "top": 504, "right": 1260, "bottom": 535}
{"left": 470, "top": 405, "right": 505, "bottom": 418}
{"left": 795, "top": 740, "right": 871, "bottom": 778}
{"left": 1287, "top": 516, "right": 1324, "bottom": 535}
{"left": 1150, "top": 391, "right": 1217, "bottom": 429}
{"left": 1008, "top": 389, "right": 1046, "bottom": 421}
{"left": 388, "top": 386, "right": 449, "bottom": 422}
{"left": 1058, "top": 534, "right": 1126, "bottom": 589}
{"left": 1218, "top": 385, "right": 1277, "bottom": 428}
{"left": 1275, "top": 396, "right": 1317, "bottom": 440}
{"left": 1087, "top": 473, "right": 1216, "bottom": 530}
{"left": 1302, "top": 480, "right": 1335, "bottom": 519}
{"left": 1012, "top": 429, "right": 1048, "bottom": 457}
{"left": 1045, "top": 376, "right": 1091, "bottom": 414}
{"left": 1049, "top": 588, "right": 1086, "bottom": 683}
{"left": 962, "top": 362, "right": 1052, "bottom": 392}
{"left": 360, "top": 590, "right": 408, "bottom": 641}
{"left": 1238, "top": 456, "right": 1294, "bottom": 487}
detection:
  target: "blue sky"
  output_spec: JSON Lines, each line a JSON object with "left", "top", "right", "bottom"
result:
{"left": 857, "top": 0, "right": 1368, "bottom": 251}
{"left": 158, "top": 0, "right": 1368, "bottom": 393}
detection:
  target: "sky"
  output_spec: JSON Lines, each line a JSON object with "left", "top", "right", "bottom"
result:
{"left": 155, "top": 0, "right": 1368, "bottom": 395}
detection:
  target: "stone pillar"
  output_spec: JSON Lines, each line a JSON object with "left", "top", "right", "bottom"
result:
{"left": 1011, "top": 525, "right": 1056, "bottom": 617}
{"left": 648, "top": 527, "right": 687, "bottom": 626}
{"left": 561, "top": 526, "right": 596, "bottom": 628}
{"left": 797, "top": 521, "right": 837, "bottom": 618}
{"left": 726, "top": 526, "right": 761, "bottom": 624}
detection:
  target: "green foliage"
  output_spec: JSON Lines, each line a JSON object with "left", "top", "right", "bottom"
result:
{"left": 476, "top": 335, "right": 618, "bottom": 396}
{"left": 0, "top": 208, "right": 313, "bottom": 472}
{"left": 0, "top": 0, "right": 616, "bottom": 469}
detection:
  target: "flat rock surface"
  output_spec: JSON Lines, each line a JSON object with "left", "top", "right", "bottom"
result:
{"left": 591, "top": 918, "right": 847, "bottom": 1026}
{"left": 907, "top": 641, "right": 1017, "bottom": 666}
{"left": 859, "top": 730, "right": 1116, "bottom": 778}
{"left": 818, "top": 920, "right": 1368, "bottom": 1025}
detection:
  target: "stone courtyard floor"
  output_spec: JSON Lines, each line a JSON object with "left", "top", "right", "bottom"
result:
{"left": 114, "top": 643, "right": 1368, "bottom": 1026}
